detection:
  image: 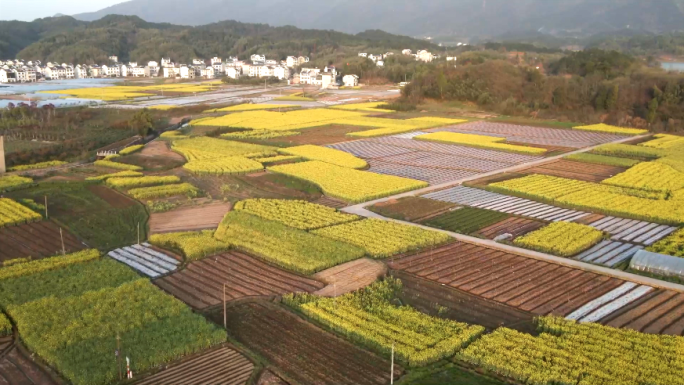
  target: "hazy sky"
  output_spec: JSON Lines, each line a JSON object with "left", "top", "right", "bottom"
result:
{"left": 0, "top": 0, "right": 126, "bottom": 21}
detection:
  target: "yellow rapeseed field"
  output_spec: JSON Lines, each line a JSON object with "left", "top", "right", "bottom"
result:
{"left": 416, "top": 132, "right": 547, "bottom": 155}
{"left": 268, "top": 161, "right": 427, "bottom": 203}
{"left": 574, "top": 123, "right": 648, "bottom": 135}
{"left": 279, "top": 145, "right": 368, "bottom": 169}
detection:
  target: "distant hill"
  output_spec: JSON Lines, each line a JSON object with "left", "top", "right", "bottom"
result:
{"left": 5, "top": 15, "right": 437, "bottom": 64}
{"left": 0, "top": 16, "right": 86, "bottom": 59}
{"left": 72, "top": 0, "right": 684, "bottom": 38}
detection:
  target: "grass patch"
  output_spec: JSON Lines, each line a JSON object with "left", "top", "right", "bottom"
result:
{"left": 368, "top": 197, "right": 457, "bottom": 222}
{"left": 5, "top": 182, "right": 148, "bottom": 250}
{"left": 422, "top": 208, "right": 509, "bottom": 234}
{"left": 398, "top": 363, "right": 505, "bottom": 385}
{"left": 564, "top": 153, "right": 640, "bottom": 167}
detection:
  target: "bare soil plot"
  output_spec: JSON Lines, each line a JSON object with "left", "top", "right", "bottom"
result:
{"left": 0, "top": 337, "right": 57, "bottom": 385}
{"left": 257, "top": 370, "right": 289, "bottom": 385}
{"left": 87, "top": 185, "right": 137, "bottom": 208}
{"left": 132, "top": 345, "right": 254, "bottom": 385}
{"left": 369, "top": 197, "right": 456, "bottom": 222}
{"left": 140, "top": 141, "right": 185, "bottom": 160}
{"left": 519, "top": 159, "right": 627, "bottom": 182}
{"left": 218, "top": 301, "right": 401, "bottom": 385}
{"left": 149, "top": 202, "right": 232, "bottom": 233}
{"left": 0, "top": 220, "right": 85, "bottom": 262}
{"left": 387, "top": 242, "right": 625, "bottom": 318}
{"left": 476, "top": 217, "right": 545, "bottom": 240}
{"left": 314, "top": 258, "right": 387, "bottom": 297}
{"left": 154, "top": 251, "right": 325, "bottom": 310}
{"left": 394, "top": 271, "right": 537, "bottom": 335}
{"left": 575, "top": 213, "right": 606, "bottom": 225}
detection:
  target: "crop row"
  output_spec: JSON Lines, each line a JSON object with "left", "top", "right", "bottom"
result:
{"left": 513, "top": 222, "right": 604, "bottom": 257}
{"left": 573, "top": 123, "right": 648, "bottom": 135}
{"left": 0, "top": 249, "right": 100, "bottom": 280}
{"left": 149, "top": 230, "right": 230, "bottom": 261}
{"left": 312, "top": 218, "right": 452, "bottom": 258}
{"left": 106, "top": 175, "right": 181, "bottom": 188}
{"left": 602, "top": 162, "right": 684, "bottom": 194}
{"left": 128, "top": 183, "right": 199, "bottom": 199}
{"left": 458, "top": 316, "right": 684, "bottom": 385}
{"left": 183, "top": 157, "right": 264, "bottom": 175}
{"left": 640, "top": 134, "right": 684, "bottom": 150}
{"left": 415, "top": 132, "right": 547, "bottom": 155}
{"left": 564, "top": 153, "right": 640, "bottom": 167}
{"left": 253, "top": 154, "right": 302, "bottom": 165}
{"left": 118, "top": 145, "right": 144, "bottom": 155}
{"left": 647, "top": 228, "right": 684, "bottom": 258}
{"left": 0, "top": 198, "right": 43, "bottom": 228}
{"left": 94, "top": 159, "right": 142, "bottom": 171}
{"left": 172, "top": 137, "right": 276, "bottom": 161}
{"left": 269, "top": 161, "right": 427, "bottom": 203}
{"left": 488, "top": 174, "right": 684, "bottom": 225}
{"left": 8, "top": 161, "right": 68, "bottom": 172}
{"left": 285, "top": 279, "right": 485, "bottom": 367}
{"left": 0, "top": 175, "right": 33, "bottom": 192}
{"left": 86, "top": 170, "right": 143, "bottom": 181}
{"left": 279, "top": 145, "right": 368, "bottom": 169}
{"left": 233, "top": 199, "right": 359, "bottom": 230}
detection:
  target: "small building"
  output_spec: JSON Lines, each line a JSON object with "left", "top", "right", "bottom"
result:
{"left": 343, "top": 74, "right": 359, "bottom": 87}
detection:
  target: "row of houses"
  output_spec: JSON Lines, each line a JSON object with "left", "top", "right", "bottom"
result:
{"left": 0, "top": 54, "right": 311, "bottom": 83}
{"left": 357, "top": 49, "right": 436, "bottom": 66}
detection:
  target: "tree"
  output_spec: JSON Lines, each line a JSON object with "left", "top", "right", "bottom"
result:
{"left": 605, "top": 85, "right": 619, "bottom": 111}
{"left": 129, "top": 109, "right": 154, "bottom": 137}
{"left": 647, "top": 98, "right": 659, "bottom": 124}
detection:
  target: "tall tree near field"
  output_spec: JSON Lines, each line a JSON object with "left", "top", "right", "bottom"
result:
{"left": 647, "top": 98, "right": 659, "bottom": 123}
{"left": 605, "top": 85, "right": 619, "bottom": 111}
{"left": 129, "top": 109, "right": 154, "bottom": 137}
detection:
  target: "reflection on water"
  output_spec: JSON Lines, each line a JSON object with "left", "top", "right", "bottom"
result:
{"left": 0, "top": 78, "right": 120, "bottom": 95}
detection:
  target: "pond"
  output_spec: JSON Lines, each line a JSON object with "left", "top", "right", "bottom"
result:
{"left": 661, "top": 62, "right": 684, "bottom": 72}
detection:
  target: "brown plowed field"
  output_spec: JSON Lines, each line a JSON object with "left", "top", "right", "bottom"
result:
{"left": 387, "top": 242, "right": 625, "bottom": 317}
{"left": 601, "top": 289, "right": 684, "bottom": 336}
{"left": 261, "top": 125, "right": 370, "bottom": 146}
{"left": 476, "top": 217, "right": 545, "bottom": 239}
{"left": 0, "top": 338, "right": 56, "bottom": 385}
{"left": 87, "top": 185, "right": 137, "bottom": 208}
{"left": 154, "top": 251, "right": 324, "bottom": 309}
{"left": 520, "top": 160, "right": 626, "bottom": 182}
{"left": 139, "top": 141, "right": 185, "bottom": 161}
{"left": 219, "top": 301, "right": 401, "bottom": 385}
{"left": 149, "top": 203, "right": 232, "bottom": 233}
{"left": 394, "top": 271, "right": 537, "bottom": 334}
{"left": 0, "top": 220, "right": 85, "bottom": 262}
{"left": 132, "top": 345, "right": 253, "bottom": 385}
{"left": 575, "top": 213, "right": 606, "bottom": 225}
{"left": 314, "top": 258, "right": 386, "bottom": 297}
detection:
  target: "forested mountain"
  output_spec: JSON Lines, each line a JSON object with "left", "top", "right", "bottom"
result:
{"left": 6, "top": 15, "right": 436, "bottom": 64}
{"left": 0, "top": 17, "right": 86, "bottom": 59}
{"left": 72, "top": 0, "right": 684, "bottom": 38}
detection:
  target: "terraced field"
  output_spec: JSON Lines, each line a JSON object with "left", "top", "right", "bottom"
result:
{"left": 427, "top": 121, "right": 627, "bottom": 148}
{"left": 154, "top": 251, "right": 325, "bottom": 309}
{"left": 133, "top": 346, "right": 253, "bottom": 385}
{"left": 221, "top": 301, "right": 402, "bottom": 385}
{"left": 386, "top": 242, "right": 681, "bottom": 330}
{"left": 149, "top": 203, "right": 232, "bottom": 233}
{"left": 519, "top": 159, "right": 627, "bottom": 182}
{"left": 0, "top": 220, "right": 85, "bottom": 262}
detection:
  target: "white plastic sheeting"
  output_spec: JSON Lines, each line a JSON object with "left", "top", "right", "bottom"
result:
{"left": 566, "top": 282, "right": 637, "bottom": 321}
{"left": 630, "top": 249, "right": 684, "bottom": 279}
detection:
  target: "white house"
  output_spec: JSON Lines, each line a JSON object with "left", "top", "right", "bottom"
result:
{"left": 320, "top": 72, "right": 334, "bottom": 89}
{"left": 265, "top": 59, "right": 277, "bottom": 66}
{"left": 402, "top": 49, "right": 412, "bottom": 55}
{"left": 416, "top": 50, "right": 433, "bottom": 63}
{"left": 180, "top": 65, "right": 195, "bottom": 79}
{"left": 200, "top": 66, "right": 215, "bottom": 79}
{"left": 299, "top": 68, "right": 320, "bottom": 85}
{"left": 108, "top": 55, "right": 118, "bottom": 62}
{"left": 286, "top": 56, "right": 298, "bottom": 68}
{"left": 323, "top": 65, "right": 337, "bottom": 76}
{"left": 226, "top": 66, "right": 241, "bottom": 79}
{"left": 0, "top": 69, "right": 9, "bottom": 83}
{"left": 447, "top": 57, "right": 457, "bottom": 61}
{"left": 258, "top": 65, "right": 273, "bottom": 78}
{"left": 343, "top": 74, "right": 359, "bottom": 87}
{"left": 161, "top": 58, "right": 172, "bottom": 67}
{"left": 376, "top": 60, "right": 384, "bottom": 67}
{"left": 251, "top": 54, "right": 266, "bottom": 64}
{"left": 273, "top": 66, "right": 290, "bottom": 80}
{"left": 75, "top": 65, "right": 88, "bottom": 79}
{"left": 89, "top": 65, "right": 101, "bottom": 78}
{"left": 298, "top": 56, "right": 309, "bottom": 65}
{"left": 192, "top": 59, "right": 205, "bottom": 65}
{"left": 163, "top": 66, "right": 180, "bottom": 78}
{"left": 358, "top": 53, "right": 368, "bottom": 58}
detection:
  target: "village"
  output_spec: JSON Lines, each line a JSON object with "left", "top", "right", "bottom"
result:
{"left": 0, "top": 49, "right": 439, "bottom": 88}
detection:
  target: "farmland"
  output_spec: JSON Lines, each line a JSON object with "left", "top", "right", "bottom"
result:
{"left": 3, "top": 87, "right": 684, "bottom": 385}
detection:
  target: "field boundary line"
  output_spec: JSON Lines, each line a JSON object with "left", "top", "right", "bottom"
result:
{"left": 342, "top": 133, "right": 652, "bottom": 211}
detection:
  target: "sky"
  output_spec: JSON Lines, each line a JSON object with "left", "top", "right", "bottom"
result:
{"left": 0, "top": 0, "right": 126, "bottom": 21}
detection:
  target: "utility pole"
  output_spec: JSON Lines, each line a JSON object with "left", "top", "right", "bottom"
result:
{"left": 116, "top": 334, "right": 122, "bottom": 381}
{"left": 137, "top": 222, "right": 140, "bottom": 245}
{"left": 60, "top": 228, "right": 65, "bottom": 255}
{"left": 223, "top": 283, "right": 227, "bottom": 329}
{"left": 44, "top": 196, "right": 48, "bottom": 218}
{"left": 391, "top": 342, "right": 395, "bottom": 384}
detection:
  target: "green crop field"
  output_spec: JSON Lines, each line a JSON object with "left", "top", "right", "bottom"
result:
{"left": 422, "top": 207, "right": 509, "bottom": 234}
